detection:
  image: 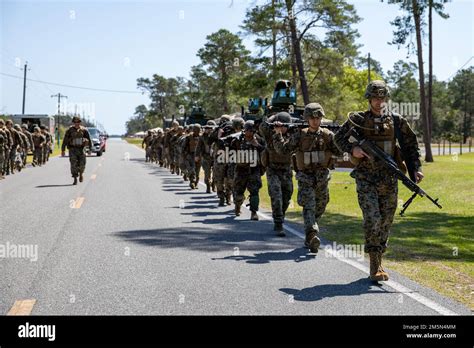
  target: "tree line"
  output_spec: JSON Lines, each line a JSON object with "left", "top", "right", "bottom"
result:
{"left": 126, "top": 0, "right": 473, "bottom": 162}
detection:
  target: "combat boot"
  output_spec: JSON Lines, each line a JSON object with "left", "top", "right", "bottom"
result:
{"left": 250, "top": 211, "right": 259, "bottom": 221}
{"left": 189, "top": 182, "right": 195, "bottom": 189}
{"left": 79, "top": 172, "right": 84, "bottom": 182}
{"left": 218, "top": 196, "right": 225, "bottom": 207}
{"left": 305, "top": 231, "right": 320, "bottom": 253}
{"left": 274, "top": 223, "right": 285, "bottom": 237}
{"left": 211, "top": 181, "right": 216, "bottom": 192}
{"left": 73, "top": 176, "right": 78, "bottom": 185}
{"left": 234, "top": 204, "right": 241, "bottom": 216}
{"left": 193, "top": 181, "right": 199, "bottom": 189}
{"left": 369, "top": 252, "right": 386, "bottom": 282}
{"left": 183, "top": 174, "right": 188, "bottom": 181}
{"left": 377, "top": 253, "right": 389, "bottom": 281}
{"left": 206, "top": 183, "right": 211, "bottom": 193}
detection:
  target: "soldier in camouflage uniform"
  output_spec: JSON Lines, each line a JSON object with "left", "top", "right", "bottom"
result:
{"left": 259, "top": 112, "right": 294, "bottom": 236}
{"left": 1, "top": 119, "right": 13, "bottom": 176}
{"left": 152, "top": 129, "right": 164, "bottom": 166}
{"left": 196, "top": 120, "right": 216, "bottom": 193}
{"left": 14, "top": 124, "right": 29, "bottom": 171}
{"left": 182, "top": 124, "right": 202, "bottom": 189}
{"left": 0, "top": 120, "right": 7, "bottom": 179}
{"left": 61, "top": 116, "right": 92, "bottom": 185}
{"left": 334, "top": 80, "right": 423, "bottom": 281}
{"left": 228, "top": 117, "right": 244, "bottom": 203}
{"left": 170, "top": 126, "right": 184, "bottom": 176}
{"left": 211, "top": 115, "right": 233, "bottom": 206}
{"left": 230, "top": 120, "right": 266, "bottom": 221}
{"left": 40, "top": 125, "right": 52, "bottom": 164}
{"left": 21, "top": 124, "right": 34, "bottom": 167}
{"left": 273, "top": 103, "right": 341, "bottom": 253}
{"left": 178, "top": 126, "right": 190, "bottom": 180}
{"left": 6, "top": 120, "right": 24, "bottom": 174}
{"left": 142, "top": 130, "right": 153, "bottom": 162}
{"left": 32, "top": 127, "right": 45, "bottom": 167}
{"left": 164, "top": 122, "right": 179, "bottom": 172}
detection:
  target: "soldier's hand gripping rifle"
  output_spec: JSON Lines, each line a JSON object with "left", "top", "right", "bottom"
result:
{"left": 346, "top": 127, "right": 442, "bottom": 216}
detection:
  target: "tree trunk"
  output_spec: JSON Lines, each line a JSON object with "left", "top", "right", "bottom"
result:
{"left": 285, "top": 0, "right": 309, "bottom": 105}
{"left": 428, "top": 0, "right": 433, "bottom": 141}
{"left": 284, "top": 25, "right": 297, "bottom": 86}
{"left": 412, "top": 0, "right": 434, "bottom": 162}
{"left": 272, "top": 0, "right": 277, "bottom": 79}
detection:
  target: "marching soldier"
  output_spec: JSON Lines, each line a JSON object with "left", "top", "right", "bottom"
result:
{"left": 61, "top": 116, "right": 92, "bottom": 185}
{"left": 273, "top": 103, "right": 342, "bottom": 253}
{"left": 21, "top": 124, "right": 35, "bottom": 167}
{"left": 334, "top": 80, "right": 423, "bottom": 282}
{"left": 259, "top": 112, "right": 294, "bottom": 236}
{"left": 183, "top": 124, "right": 202, "bottom": 189}
{"left": 196, "top": 120, "right": 216, "bottom": 193}
{"left": 32, "top": 127, "right": 45, "bottom": 167}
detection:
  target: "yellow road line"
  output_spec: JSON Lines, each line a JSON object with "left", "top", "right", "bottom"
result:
{"left": 73, "top": 197, "right": 85, "bottom": 209}
{"left": 7, "top": 299, "right": 36, "bottom": 315}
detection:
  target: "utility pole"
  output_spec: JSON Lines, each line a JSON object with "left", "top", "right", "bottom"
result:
{"left": 21, "top": 61, "right": 30, "bottom": 114}
{"left": 367, "top": 53, "right": 371, "bottom": 83}
{"left": 51, "top": 93, "right": 68, "bottom": 147}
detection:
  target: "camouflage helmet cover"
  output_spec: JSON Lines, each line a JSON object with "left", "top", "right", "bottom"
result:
{"left": 232, "top": 117, "right": 244, "bottom": 128}
{"left": 365, "top": 80, "right": 390, "bottom": 99}
{"left": 274, "top": 111, "right": 291, "bottom": 123}
{"left": 206, "top": 120, "right": 217, "bottom": 126}
{"left": 72, "top": 116, "right": 81, "bottom": 123}
{"left": 303, "top": 103, "right": 325, "bottom": 120}
{"left": 243, "top": 120, "right": 255, "bottom": 131}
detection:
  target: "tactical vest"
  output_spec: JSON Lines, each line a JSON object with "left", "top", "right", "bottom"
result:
{"left": 69, "top": 127, "right": 87, "bottom": 147}
{"left": 188, "top": 135, "right": 199, "bottom": 153}
{"left": 295, "top": 128, "right": 333, "bottom": 171}
{"left": 33, "top": 134, "right": 44, "bottom": 147}
{"left": 359, "top": 114, "right": 396, "bottom": 156}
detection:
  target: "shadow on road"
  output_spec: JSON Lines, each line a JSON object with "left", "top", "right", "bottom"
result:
{"left": 35, "top": 184, "right": 74, "bottom": 188}
{"left": 280, "top": 278, "right": 397, "bottom": 302}
{"left": 211, "top": 247, "right": 315, "bottom": 264}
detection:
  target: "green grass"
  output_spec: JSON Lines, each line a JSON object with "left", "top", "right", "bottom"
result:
{"left": 124, "top": 137, "right": 143, "bottom": 146}
{"left": 261, "top": 154, "right": 474, "bottom": 309}
{"left": 26, "top": 141, "right": 62, "bottom": 164}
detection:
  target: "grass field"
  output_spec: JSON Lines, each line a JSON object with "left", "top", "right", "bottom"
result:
{"left": 125, "top": 136, "right": 473, "bottom": 308}
{"left": 261, "top": 153, "right": 474, "bottom": 309}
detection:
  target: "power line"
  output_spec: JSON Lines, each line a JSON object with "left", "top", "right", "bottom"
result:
{"left": 0, "top": 72, "right": 142, "bottom": 94}
{"left": 447, "top": 56, "right": 474, "bottom": 80}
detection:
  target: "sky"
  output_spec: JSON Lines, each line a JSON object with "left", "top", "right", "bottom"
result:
{"left": 1, "top": 0, "right": 473, "bottom": 135}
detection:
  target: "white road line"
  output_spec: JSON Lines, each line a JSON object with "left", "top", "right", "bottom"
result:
{"left": 133, "top": 140, "right": 459, "bottom": 315}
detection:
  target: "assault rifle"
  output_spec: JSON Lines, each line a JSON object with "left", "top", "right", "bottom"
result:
{"left": 346, "top": 127, "right": 442, "bottom": 216}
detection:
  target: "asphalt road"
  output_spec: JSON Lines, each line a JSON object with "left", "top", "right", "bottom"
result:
{"left": 0, "top": 139, "right": 470, "bottom": 315}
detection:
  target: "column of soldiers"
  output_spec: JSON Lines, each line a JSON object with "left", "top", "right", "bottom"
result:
{"left": 141, "top": 80, "right": 423, "bottom": 283}
{"left": 0, "top": 119, "right": 54, "bottom": 180}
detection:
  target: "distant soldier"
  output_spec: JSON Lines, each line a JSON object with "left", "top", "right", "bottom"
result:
{"left": 32, "top": 127, "right": 45, "bottom": 167}
{"left": 151, "top": 129, "right": 165, "bottom": 166}
{"left": 334, "top": 80, "right": 423, "bottom": 282}
{"left": 196, "top": 120, "right": 216, "bottom": 193}
{"left": 273, "top": 103, "right": 341, "bottom": 253}
{"left": 210, "top": 115, "right": 233, "bottom": 206}
{"left": 14, "top": 124, "right": 29, "bottom": 171}
{"left": 231, "top": 120, "right": 266, "bottom": 220}
{"left": 142, "top": 130, "right": 153, "bottom": 162}
{"left": 183, "top": 124, "right": 202, "bottom": 189}
{"left": 5, "top": 120, "right": 24, "bottom": 174}
{"left": 1, "top": 119, "right": 13, "bottom": 176}
{"left": 169, "top": 126, "right": 184, "bottom": 176}
{"left": 61, "top": 116, "right": 92, "bottom": 185}
{"left": 21, "top": 124, "right": 35, "bottom": 166}
{"left": 259, "top": 112, "right": 294, "bottom": 236}
{"left": 0, "top": 120, "right": 8, "bottom": 179}
{"left": 40, "top": 125, "right": 52, "bottom": 164}
{"left": 165, "top": 121, "right": 180, "bottom": 174}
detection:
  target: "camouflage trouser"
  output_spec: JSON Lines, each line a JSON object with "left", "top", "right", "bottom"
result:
{"left": 4, "top": 149, "right": 10, "bottom": 173}
{"left": 234, "top": 167, "right": 262, "bottom": 212}
{"left": 33, "top": 148, "right": 43, "bottom": 166}
{"left": 0, "top": 148, "right": 4, "bottom": 175}
{"left": 68, "top": 147, "right": 86, "bottom": 177}
{"left": 9, "top": 147, "right": 17, "bottom": 172}
{"left": 227, "top": 163, "right": 235, "bottom": 197}
{"left": 213, "top": 162, "right": 232, "bottom": 198}
{"left": 267, "top": 166, "right": 293, "bottom": 224}
{"left": 145, "top": 146, "right": 152, "bottom": 161}
{"left": 355, "top": 176, "right": 398, "bottom": 253}
{"left": 296, "top": 169, "right": 330, "bottom": 234}
{"left": 157, "top": 147, "right": 163, "bottom": 164}
{"left": 185, "top": 153, "right": 201, "bottom": 184}
{"left": 201, "top": 156, "right": 212, "bottom": 185}
{"left": 42, "top": 145, "right": 50, "bottom": 163}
